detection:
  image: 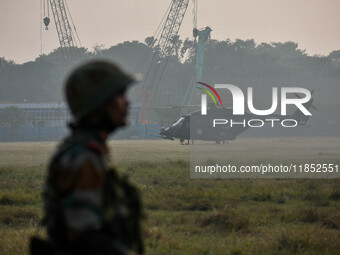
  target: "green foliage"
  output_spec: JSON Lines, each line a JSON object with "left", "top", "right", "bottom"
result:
{"left": 200, "top": 205, "right": 251, "bottom": 232}
{"left": 0, "top": 159, "right": 340, "bottom": 254}
{"left": 0, "top": 57, "right": 15, "bottom": 67}
{"left": 329, "top": 50, "right": 340, "bottom": 60}
{"left": 298, "top": 207, "right": 319, "bottom": 223}
{"left": 1, "top": 38, "right": 339, "bottom": 108}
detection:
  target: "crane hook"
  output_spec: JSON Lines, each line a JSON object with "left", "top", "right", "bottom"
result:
{"left": 43, "top": 17, "right": 50, "bottom": 30}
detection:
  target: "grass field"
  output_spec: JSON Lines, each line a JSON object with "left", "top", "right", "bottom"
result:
{"left": 0, "top": 138, "right": 339, "bottom": 255}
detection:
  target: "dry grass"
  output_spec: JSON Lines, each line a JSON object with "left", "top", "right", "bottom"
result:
{"left": 1, "top": 136, "right": 339, "bottom": 166}
{"left": 190, "top": 137, "right": 340, "bottom": 164}
{"left": 0, "top": 138, "right": 339, "bottom": 254}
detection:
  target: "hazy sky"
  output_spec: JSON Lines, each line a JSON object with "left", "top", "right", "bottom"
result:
{"left": 1, "top": 0, "right": 339, "bottom": 64}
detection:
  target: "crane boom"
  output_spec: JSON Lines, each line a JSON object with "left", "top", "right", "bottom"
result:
{"left": 157, "top": 0, "right": 190, "bottom": 59}
{"left": 140, "top": 0, "right": 189, "bottom": 123}
{"left": 183, "top": 26, "right": 212, "bottom": 105}
{"left": 48, "top": 0, "right": 77, "bottom": 67}
{"left": 142, "top": 0, "right": 189, "bottom": 93}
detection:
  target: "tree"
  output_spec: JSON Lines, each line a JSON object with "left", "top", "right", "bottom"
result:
{"left": 169, "top": 35, "right": 182, "bottom": 59}
{"left": 92, "top": 44, "right": 106, "bottom": 57}
{"left": 0, "top": 57, "right": 15, "bottom": 68}
{"left": 329, "top": 50, "right": 340, "bottom": 60}
{"left": 180, "top": 38, "right": 195, "bottom": 63}
{"left": 144, "top": 36, "right": 156, "bottom": 48}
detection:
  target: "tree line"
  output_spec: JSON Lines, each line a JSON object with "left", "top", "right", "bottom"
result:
{"left": 0, "top": 38, "right": 339, "bottom": 133}
{"left": 1, "top": 38, "right": 339, "bottom": 104}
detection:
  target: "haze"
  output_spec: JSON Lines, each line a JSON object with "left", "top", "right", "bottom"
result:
{"left": 1, "top": 0, "right": 339, "bottom": 64}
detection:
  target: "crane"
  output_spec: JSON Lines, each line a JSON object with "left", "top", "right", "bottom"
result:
{"left": 42, "top": 0, "right": 81, "bottom": 67}
{"left": 182, "top": 26, "right": 212, "bottom": 106}
{"left": 139, "top": 0, "right": 190, "bottom": 123}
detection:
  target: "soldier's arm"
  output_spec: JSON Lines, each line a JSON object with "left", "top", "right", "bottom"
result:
{"left": 56, "top": 149, "right": 137, "bottom": 254}
{"left": 56, "top": 149, "right": 104, "bottom": 234}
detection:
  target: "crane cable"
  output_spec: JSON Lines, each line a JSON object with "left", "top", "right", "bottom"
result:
{"left": 40, "top": 0, "right": 43, "bottom": 54}
{"left": 189, "top": 0, "right": 199, "bottom": 106}
{"left": 136, "top": 1, "right": 172, "bottom": 80}
{"left": 150, "top": 0, "right": 190, "bottom": 94}
{"left": 43, "top": 0, "right": 45, "bottom": 17}
{"left": 193, "top": 0, "right": 197, "bottom": 30}
{"left": 64, "top": 0, "right": 82, "bottom": 47}
{"left": 47, "top": 0, "right": 50, "bottom": 18}
{"left": 142, "top": 1, "right": 183, "bottom": 93}
{"left": 41, "top": 0, "right": 50, "bottom": 54}
{"left": 182, "top": 0, "right": 199, "bottom": 107}
{"left": 42, "top": 0, "right": 50, "bottom": 30}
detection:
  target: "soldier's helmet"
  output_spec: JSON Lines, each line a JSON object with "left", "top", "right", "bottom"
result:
{"left": 65, "top": 61, "right": 141, "bottom": 121}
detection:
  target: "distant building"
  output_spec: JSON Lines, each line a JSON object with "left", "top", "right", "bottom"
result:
{"left": 0, "top": 102, "right": 160, "bottom": 141}
{"left": 0, "top": 102, "right": 70, "bottom": 127}
{"left": 0, "top": 102, "right": 142, "bottom": 127}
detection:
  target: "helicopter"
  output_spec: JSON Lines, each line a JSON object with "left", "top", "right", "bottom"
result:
{"left": 160, "top": 92, "right": 316, "bottom": 145}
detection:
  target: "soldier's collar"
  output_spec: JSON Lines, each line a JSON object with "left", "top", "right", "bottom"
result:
{"left": 71, "top": 126, "right": 109, "bottom": 155}
{"left": 86, "top": 140, "right": 108, "bottom": 155}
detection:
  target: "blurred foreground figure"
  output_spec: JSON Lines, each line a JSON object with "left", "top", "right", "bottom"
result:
{"left": 31, "top": 61, "right": 143, "bottom": 255}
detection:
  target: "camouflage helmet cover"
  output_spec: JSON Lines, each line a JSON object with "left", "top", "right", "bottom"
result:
{"left": 65, "top": 61, "right": 139, "bottom": 121}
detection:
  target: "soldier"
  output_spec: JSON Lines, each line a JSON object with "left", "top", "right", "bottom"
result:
{"left": 37, "top": 61, "right": 143, "bottom": 255}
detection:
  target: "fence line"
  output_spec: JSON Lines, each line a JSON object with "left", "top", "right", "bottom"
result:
{"left": 0, "top": 125, "right": 161, "bottom": 142}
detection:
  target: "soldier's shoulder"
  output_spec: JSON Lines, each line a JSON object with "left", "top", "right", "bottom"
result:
{"left": 50, "top": 136, "right": 104, "bottom": 170}
{"left": 54, "top": 140, "right": 88, "bottom": 160}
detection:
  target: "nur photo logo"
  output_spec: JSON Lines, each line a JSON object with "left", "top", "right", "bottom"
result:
{"left": 197, "top": 82, "right": 314, "bottom": 128}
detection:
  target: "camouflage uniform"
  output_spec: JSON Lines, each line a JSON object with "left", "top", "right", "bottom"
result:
{"left": 39, "top": 61, "right": 143, "bottom": 255}
{"left": 43, "top": 126, "right": 143, "bottom": 255}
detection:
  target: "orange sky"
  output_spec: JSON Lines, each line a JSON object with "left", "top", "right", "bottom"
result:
{"left": 1, "top": 0, "right": 339, "bottom": 63}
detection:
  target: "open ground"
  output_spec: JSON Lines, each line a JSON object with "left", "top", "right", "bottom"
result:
{"left": 0, "top": 138, "right": 339, "bottom": 254}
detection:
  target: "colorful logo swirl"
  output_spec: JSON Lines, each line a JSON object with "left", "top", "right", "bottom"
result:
{"left": 196, "top": 82, "right": 223, "bottom": 107}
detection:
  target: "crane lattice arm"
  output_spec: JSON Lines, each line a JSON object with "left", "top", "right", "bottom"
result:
{"left": 143, "top": 0, "right": 189, "bottom": 93}
{"left": 157, "top": 0, "right": 190, "bottom": 59}
{"left": 43, "top": 0, "right": 78, "bottom": 67}
{"left": 139, "top": 0, "right": 189, "bottom": 123}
